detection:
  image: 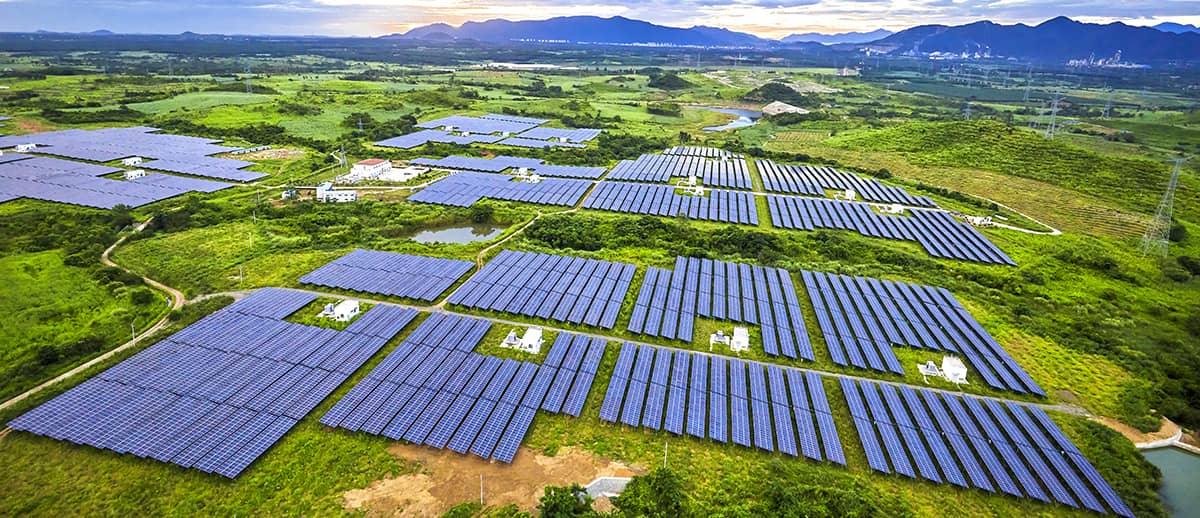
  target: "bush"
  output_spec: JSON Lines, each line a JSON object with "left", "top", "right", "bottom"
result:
{"left": 1179, "top": 256, "right": 1200, "bottom": 276}
{"left": 129, "top": 287, "right": 156, "bottom": 305}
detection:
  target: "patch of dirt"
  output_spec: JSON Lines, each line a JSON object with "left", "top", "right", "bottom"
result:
{"left": 343, "top": 444, "right": 640, "bottom": 517}
{"left": 233, "top": 148, "right": 305, "bottom": 160}
{"left": 1092, "top": 416, "right": 1180, "bottom": 444}
{"left": 1054, "top": 389, "right": 1081, "bottom": 405}
{"left": 785, "top": 81, "right": 840, "bottom": 94}
{"left": 14, "top": 119, "right": 54, "bottom": 133}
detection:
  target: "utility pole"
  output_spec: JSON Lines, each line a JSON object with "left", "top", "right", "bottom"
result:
{"left": 1139, "top": 158, "right": 1186, "bottom": 257}
{"left": 963, "top": 102, "right": 972, "bottom": 120}
{"left": 1102, "top": 87, "right": 1114, "bottom": 119}
{"left": 1045, "top": 89, "right": 1063, "bottom": 139}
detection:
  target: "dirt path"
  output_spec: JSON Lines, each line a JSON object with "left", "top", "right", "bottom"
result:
{"left": 0, "top": 217, "right": 184, "bottom": 413}
{"left": 342, "top": 445, "right": 639, "bottom": 517}
{"left": 1093, "top": 416, "right": 1182, "bottom": 446}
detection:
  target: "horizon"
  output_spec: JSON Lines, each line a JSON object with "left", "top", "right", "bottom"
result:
{"left": 0, "top": 2, "right": 1197, "bottom": 40}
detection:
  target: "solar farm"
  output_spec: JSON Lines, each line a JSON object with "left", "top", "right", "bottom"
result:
{"left": 0, "top": 126, "right": 265, "bottom": 208}
{"left": 299, "top": 249, "right": 475, "bottom": 302}
{"left": 375, "top": 113, "right": 602, "bottom": 150}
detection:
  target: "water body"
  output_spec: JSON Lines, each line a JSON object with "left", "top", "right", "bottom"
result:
{"left": 408, "top": 224, "right": 505, "bottom": 244}
{"left": 1143, "top": 447, "right": 1200, "bottom": 517}
{"left": 696, "top": 106, "right": 763, "bottom": 132}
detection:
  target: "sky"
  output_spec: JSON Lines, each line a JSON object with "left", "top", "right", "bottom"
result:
{"left": 0, "top": 0, "right": 1197, "bottom": 39}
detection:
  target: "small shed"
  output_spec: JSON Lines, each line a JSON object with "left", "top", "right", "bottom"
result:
{"left": 501, "top": 327, "right": 543, "bottom": 354}
{"left": 122, "top": 156, "right": 144, "bottom": 166}
{"left": 15, "top": 143, "right": 36, "bottom": 152}
{"left": 124, "top": 169, "right": 147, "bottom": 180}
{"left": 730, "top": 327, "right": 750, "bottom": 353}
{"left": 941, "top": 356, "right": 968, "bottom": 385}
{"left": 320, "top": 299, "right": 360, "bottom": 322}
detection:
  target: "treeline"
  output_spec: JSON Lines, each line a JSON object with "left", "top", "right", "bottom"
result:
{"left": 0, "top": 203, "right": 134, "bottom": 265}
{"left": 41, "top": 106, "right": 143, "bottom": 124}
{"left": 155, "top": 117, "right": 331, "bottom": 151}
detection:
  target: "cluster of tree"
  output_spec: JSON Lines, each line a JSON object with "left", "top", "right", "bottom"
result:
{"left": 41, "top": 106, "right": 144, "bottom": 124}
{"left": 646, "top": 102, "right": 682, "bottom": 117}
{"left": 277, "top": 100, "right": 322, "bottom": 116}
{"left": 509, "top": 79, "right": 566, "bottom": 98}
{"left": 741, "top": 82, "right": 823, "bottom": 107}
{"left": 767, "top": 111, "right": 830, "bottom": 125}
{"left": 0, "top": 203, "right": 134, "bottom": 265}
{"left": 155, "top": 117, "right": 331, "bottom": 151}
{"left": 340, "top": 112, "right": 417, "bottom": 142}
{"left": 204, "top": 81, "right": 281, "bottom": 95}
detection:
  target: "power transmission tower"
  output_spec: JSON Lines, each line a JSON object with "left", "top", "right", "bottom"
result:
{"left": 1044, "top": 89, "right": 1063, "bottom": 139}
{"left": 1139, "top": 158, "right": 1186, "bottom": 257}
{"left": 963, "top": 101, "right": 972, "bottom": 120}
{"left": 245, "top": 63, "right": 252, "bottom": 94}
{"left": 1102, "top": 87, "right": 1114, "bottom": 119}
{"left": 1022, "top": 66, "right": 1032, "bottom": 103}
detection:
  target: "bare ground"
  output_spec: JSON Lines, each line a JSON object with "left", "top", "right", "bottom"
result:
{"left": 343, "top": 445, "right": 641, "bottom": 517}
{"left": 232, "top": 148, "right": 305, "bottom": 161}
{"left": 1092, "top": 416, "right": 1181, "bottom": 444}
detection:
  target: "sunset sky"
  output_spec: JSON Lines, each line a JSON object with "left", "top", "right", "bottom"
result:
{"left": 0, "top": 0, "right": 1196, "bottom": 39}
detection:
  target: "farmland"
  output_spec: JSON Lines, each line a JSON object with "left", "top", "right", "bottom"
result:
{"left": 0, "top": 41, "right": 1196, "bottom": 518}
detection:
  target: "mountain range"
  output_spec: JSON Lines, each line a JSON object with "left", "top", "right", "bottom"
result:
{"left": 1154, "top": 22, "right": 1199, "bottom": 33}
{"left": 781, "top": 29, "right": 893, "bottom": 45}
{"left": 395, "top": 16, "right": 770, "bottom": 47}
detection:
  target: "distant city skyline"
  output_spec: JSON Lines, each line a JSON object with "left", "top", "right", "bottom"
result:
{"left": 0, "top": 0, "right": 1197, "bottom": 39}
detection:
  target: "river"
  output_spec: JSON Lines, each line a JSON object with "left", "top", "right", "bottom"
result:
{"left": 694, "top": 106, "right": 763, "bottom": 132}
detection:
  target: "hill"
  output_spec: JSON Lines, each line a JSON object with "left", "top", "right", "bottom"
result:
{"left": 395, "top": 16, "right": 771, "bottom": 47}
{"left": 865, "top": 16, "right": 1200, "bottom": 62}
{"left": 780, "top": 28, "right": 892, "bottom": 45}
{"left": 1154, "top": 22, "right": 1199, "bottom": 33}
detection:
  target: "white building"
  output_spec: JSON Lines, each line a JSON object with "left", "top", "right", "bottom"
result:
{"left": 15, "top": 143, "right": 36, "bottom": 152}
{"left": 316, "top": 182, "right": 357, "bottom": 203}
{"left": 351, "top": 158, "right": 391, "bottom": 178}
{"left": 501, "top": 327, "right": 544, "bottom": 354}
{"left": 124, "top": 169, "right": 147, "bottom": 180}
{"left": 730, "top": 327, "right": 750, "bottom": 353}
{"left": 319, "top": 299, "right": 360, "bottom": 322}
{"left": 121, "top": 157, "right": 143, "bottom": 166}
{"left": 941, "top": 356, "right": 968, "bottom": 385}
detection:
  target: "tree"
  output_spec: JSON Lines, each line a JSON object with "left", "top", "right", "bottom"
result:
{"left": 677, "top": 131, "right": 692, "bottom": 144}
{"left": 536, "top": 484, "right": 594, "bottom": 517}
{"left": 611, "top": 467, "right": 687, "bottom": 517}
{"left": 470, "top": 204, "right": 494, "bottom": 223}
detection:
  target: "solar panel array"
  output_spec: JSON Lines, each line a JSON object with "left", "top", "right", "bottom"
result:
{"left": 480, "top": 113, "right": 550, "bottom": 125}
{"left": 756, "top": 160, "right": 936, "bottom": 207}
{"left": 607, "top": 154, "right": 752, "bottom": 189}
{"left": 841, "top": 379, "right": 1132, "bottom": 517}
{"left": 0, "top": 155, "right": 233, "bottom": 209}
{"left": 584, "top": 182, "right": 758, "bottom": 225}
{"left": 448, "top": 250, "right": 636, "bottom": 329}
{"left": 322, "top": 314, "right": 606, "bottom": 463}
{"left": 0, "top": 127, "right": 264, "bottom": 182}
{"left": 415, "top": 115, "right": 541, "bottom": 135}
{"left": 374, "top": 129, "right": 503, "bottom": 149}
{"left": 517, "top": 127, "right": 603, "bottom": 143}
{"left": 410, "top": 155, "right": 544, "bottom": 173}
{"left": 527, "top": 164, "right": 606, "bottom": 179}
{"left": 299, "top": 249, "right": 475, "bottom": 302}
{"left": 663, "top": 146, "right": 743, "bottom": 159}
{"left": 7, "top": 288, "right": 416, "bottom": 478}
{"left": 409, "top": 171, "right": 591, "bottom": 208}
{"left": 767, "top": 196, "right": 1015, "bottom": 265}
{"left": 628, "top": 257, "right": 814, "bottom": 360}
{"left": 497, "top": 137, "right": 586, "bottom": 149}
{"left": 802, "top": 271, "right": 1042, "bottom": 395}
{"left": 600, "top": 344, "right": 844, "bottom": 462}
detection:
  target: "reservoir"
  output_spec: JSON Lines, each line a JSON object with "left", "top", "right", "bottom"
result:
{"left": 408, "top": 224, "right": 505, "bottom": 244}
{"left": 696, "top": 106, "right": 762, "bottom": 132}
{"left": 1143, "top": 447, "right": 1200, "bottom": 517}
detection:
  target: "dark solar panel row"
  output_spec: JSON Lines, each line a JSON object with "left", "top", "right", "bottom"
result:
{"left": 767, "top": 196, "right": 1015, "bottom": 266}
{"left": 599, "top": 344, "right": 843, "bottom": 464}
{"left": 415, "top": 115, "right": 541, "bottom": 135}
{"left": 448, "top": 250, "right": 636, "bottom": 330}
{"left": 583, "top": 182, "right": 758, "bottom": 225}
{"left": 409, "top": 171, "right": 591, "bottom": 208}
{"left": 410, "top": 155, "right": 545, "bottom": 173}
{"left": 663, "top": 146, "right": 743, "bottom": 159}
{"left": 756, "top": 159, "right": 936, "bottom": 207}
{"left": 606, "top": 153, "right": 751, "bottom": 189}
{"left": 323, "top": 315, "right": 605, "bottom": 463}
{"left": 839, "top": 379, "right": 1132, "bottom": 517}
{"left": 7, "top": 288, "right": 415, "bottom": 478}
{"left": 299, "top": 249, "right": 475, "bottom": 302}
{"left": 0, "top": 155, "right": 234, "bottom": 209}
{"left": 375, "top": 129, "right": 503, "bottom": 149}
{"left": 628, "top": 257, "right": 813, "bottom": 361}
{"left": 499, "top": 137, "right": 586, "bottom": 149}
{"left": 518, "top": 127, "right": 602, "bottom": 143}
{"left": 0, "top": 126, "right": 239, "bottom": 164}
{"left": 802, "top": 270, "right": 1042, "bottom": 395}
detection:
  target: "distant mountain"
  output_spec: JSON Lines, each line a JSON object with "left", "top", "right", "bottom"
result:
{"left": 1154, "top": 22, "right": 1199, "bottom": 34}
{"left": 781, "top": 29, "right": 892, "bottom": 45}
{"left": 394, "top": 16, "right": 771, "bottom": 47}
{"left": 864, "top": 16, "right": 1200, "bottom": 62}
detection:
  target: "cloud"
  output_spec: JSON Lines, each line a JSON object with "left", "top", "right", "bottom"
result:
{"left": 0, "top": 0, "right": 1197, "bottom": 37}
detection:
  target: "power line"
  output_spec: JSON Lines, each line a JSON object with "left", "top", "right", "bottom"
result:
{"left": 1139, "top": 158, "right": 1186, "bottom": 257}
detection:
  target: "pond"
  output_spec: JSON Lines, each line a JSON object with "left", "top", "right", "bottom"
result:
{"left": 1143, "top": 447, "right": 1200, "bottom": 517}
{"left": 407, "top": 224, "right": 506, "bottom": 244}
{"left": 695, "top": 106, "right": 763, "bottom": 132}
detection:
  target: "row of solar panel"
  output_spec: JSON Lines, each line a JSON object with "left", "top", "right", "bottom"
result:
{"left": 408, "top": 171, "right": 590, "bottom": 208}
{"left": 6, "top": 288, "right": 414, "bottom": 478}
{"left": 518, "top": 127, "right": 602, "bottom": 143}
{"left": 447, "top": 250, "right": 636, "bottom": 329}
{"left": 804, "top": 271, "right": 1042, "bottom": 395}
{"left": 499, "top": 137, "right": 586, "bottom": 149}
{"left": 0, "top": 155, "right": 234, "bottom": 209}
{"left": 411, "top": 155, "right": 544, "bottom": 173}
{"left": 299, "top": 249, "right": 475, "bottom": 302}
{"left": 663, "top": 146, "right": 743, "bottom": 159}
{"left": 583, "top": 182, "right": 759, "bottom": 225}
{"left": 607, "top": 154, "right": 752, "bottom": 189}
{"left": 322, "top": 314, "right": 606, "bottom": 463}
{"left": 415, "top": 115, "right": 543, "bottom": 135}
{"left": 767, "top": 196, "right": 1015, "bottom": 265}
{"left": 600, "top": 343, "right": 844, "bottom": 462}
{"left": 628, "top": 257, "right": 814, "bottom": 361}
{"left": 375, "top": 129, "right": 503, "bottom": 149}
{"left": 756, "top": 160, "right": 936, "bottom": 207}
{"left": 841, "top": 379, "right": 1132, "bottom": 517}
